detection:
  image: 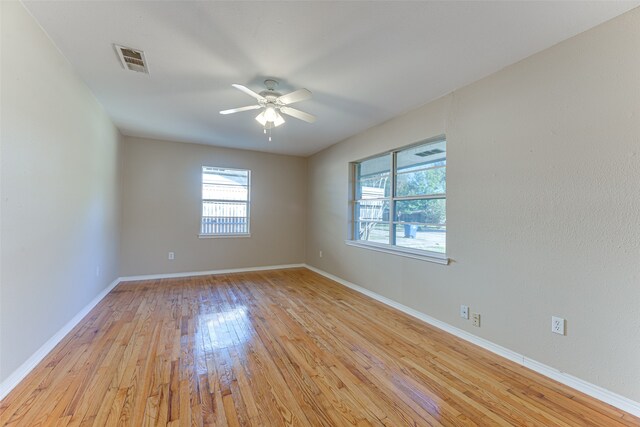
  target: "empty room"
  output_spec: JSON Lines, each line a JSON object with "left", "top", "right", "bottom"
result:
{"left": 1, "top": 1, "right": 640, "bottom": 425}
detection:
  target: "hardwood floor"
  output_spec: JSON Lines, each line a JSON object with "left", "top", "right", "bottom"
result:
{"left": 1, "top": 268, "right": 638, "bottom": 426}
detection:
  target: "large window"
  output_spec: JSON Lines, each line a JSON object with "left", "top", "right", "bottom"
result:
{"left": 200, "top": 166, "right": 250, "bottom": 237}
{"left": 349, "top": 137, "right": 446, "bottom": 262}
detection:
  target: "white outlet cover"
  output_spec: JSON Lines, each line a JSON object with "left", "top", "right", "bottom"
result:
{"left": 552, "top": 316, "right": 565, "bottom": 335}
{"left": 460, "top": 305, "right": 469, "bottom": 319}
{"left": 168, "top": 252, "right": 175, "bottom": 260}
{"left": 472, "top": 313, "right": 481, "bottom": 327}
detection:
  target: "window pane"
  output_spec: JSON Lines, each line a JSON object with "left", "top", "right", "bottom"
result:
{"left": 202, "top": 200, "right": 247, "bottom": 216}
{"left": 202, "top": 201, "right": 248, "bottom": 234}
{"left": 203, "top": 183, "right": 248, "bottom": 201}
{"left": 396, "top": 140, "right": 446, "bottom": 171}
{"left": 396, "top": 166, "right": 445, "bottom": 197}
{"left": 202, "top": 168, "right": 249, "bottom": 201}
{"left": 355, "top": 154, "right": 391, "bottom": 199}
{"left": 201, "top": 166, "right": 250, "bottom": 235}
{"left": 203, "top": 167, "right": 248, "bottom": 186}
{"left": 358, "top": 154, "right": 391, "bottom": 176}
{"left": 394, "top": 225, "right": 446, "bottom": 253}
{"left": 355, "top": 200, "right": 389, "bottom": 222}
{"left": 394, "top": 199, "right": 445, "bottom": 225}
{"left": 355, "top": 221, "right": 389, "bottom": 244}
{"left": 356, "top": 176, "right": 391, "bottom": 199}
{"left": 349, "top": 138, "right": 447, "bottom": 257}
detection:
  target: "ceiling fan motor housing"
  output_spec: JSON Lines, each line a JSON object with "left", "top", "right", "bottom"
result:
{"left": 264, "top": 79, "right": 278, "bottom": 90}
{"left": 259, "top": 93, "right": 281, "bottom": 103}
{"left": 260, "top": 79, "right": 282, "bottom": 101}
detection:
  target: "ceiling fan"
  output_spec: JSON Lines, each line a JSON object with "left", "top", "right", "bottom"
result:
{"left": 220, "top": 79, "right": 316, "bottom": 134}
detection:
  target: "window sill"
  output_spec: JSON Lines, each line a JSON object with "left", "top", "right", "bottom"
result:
{"left": 199, "top": 233, "right": 251, "bottom": 239}
{"left": 344, "top": 240, "right": 449, "bottom": 265}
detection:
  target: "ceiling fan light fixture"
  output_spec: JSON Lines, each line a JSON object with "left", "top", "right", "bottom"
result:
{"left": 255, "top": 108, "right": 285, "bottom": 128}
{"left": 255, "top": 111, "right": 267, "bottom": 126}
{"left": 264, "top": 105, "right": 278, "bottom": 122}
{"left": 273, "top": 112, "right": 285, "bottom": 127}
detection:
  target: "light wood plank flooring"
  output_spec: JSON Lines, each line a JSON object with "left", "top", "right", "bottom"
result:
{"left": 1, "top": 268, "right": 638, "bottom": 426}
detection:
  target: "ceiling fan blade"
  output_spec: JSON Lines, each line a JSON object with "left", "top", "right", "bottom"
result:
{"left": 231, "top": 84, "right": 265, "bottom": 101}
{"left": 277, "top": 88, "right": 312, "bottom": 105}
{"left": 220, "top": 105, "right": 261, "bottom": 115}
{"left": 280, "top": 106, "right": 316, "bottom": 123}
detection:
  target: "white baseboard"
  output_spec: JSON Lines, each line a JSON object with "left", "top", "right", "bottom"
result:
{"left": 303, "top": 264, "right": 640, "bottom": 418}
{"left": 0, "top": 277, "right": 121, "bottom": 401}
{"left": 118, "top": 263, "right": 305, "bottom": 282}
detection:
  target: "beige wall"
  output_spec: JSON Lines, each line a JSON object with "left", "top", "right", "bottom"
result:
{"left": 119, "top": 137, "right": 306, "bottom": 276}
{"left": 0, "top": 2, "right": 122, "bottom": 382}
{"left": 307, "top": 9, "right": 640, "bottom": 401}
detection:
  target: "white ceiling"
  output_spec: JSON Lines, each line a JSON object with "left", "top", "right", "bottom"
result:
{"left": 24, "top": 1, "right": 639, "bottom": 156}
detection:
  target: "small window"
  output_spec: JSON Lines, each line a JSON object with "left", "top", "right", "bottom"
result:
{"left": 200, "top": 166, "right": 250, "bottom": 237}
{"left": 349, "top": 137, "right": 446, "bottom": 261}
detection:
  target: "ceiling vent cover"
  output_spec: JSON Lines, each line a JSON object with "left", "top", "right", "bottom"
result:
{"left": 114, "top": 44, "right": 148, "bottom": 74}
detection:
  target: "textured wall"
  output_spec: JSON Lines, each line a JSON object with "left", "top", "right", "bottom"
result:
{"left": 1, "top": 2, "right": 122, "bottom": 382}
{"left": 119, "top": 137, "right": 307, "bottom": 276}
{"left": 306, "top": 9, "right": 640, "bottom": 401}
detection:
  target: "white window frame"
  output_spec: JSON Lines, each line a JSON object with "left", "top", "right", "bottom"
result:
{"left": 199, "top": 166, "right": 251, "bottom": 238}
{"left": 346, "top": 136, "right": 448, "bottom": 264}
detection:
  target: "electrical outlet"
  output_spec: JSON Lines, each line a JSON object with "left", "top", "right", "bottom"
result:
{"left": 168, "top": 252, "right": 175, "bottom": 260}
{"left": 319, "top": 250, "right": 323, "bottom": 258}
{"left": 552, "top": 316, "right": 565, "bottom": 335}
{"left": 472, "top": 313, "right": 481, "bottom": 327}
{"left": 460, "top": 305, "right": 469, "bottom": 319}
